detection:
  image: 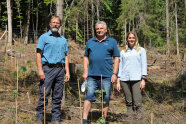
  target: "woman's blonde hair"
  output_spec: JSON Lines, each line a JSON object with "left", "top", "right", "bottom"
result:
{"left": 124, "top": 32, "right": 140, "bottom": 52}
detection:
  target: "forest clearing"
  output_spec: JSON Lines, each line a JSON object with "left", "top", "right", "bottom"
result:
{"left": 0, "top": 39, "right": 185, "bottom": 124}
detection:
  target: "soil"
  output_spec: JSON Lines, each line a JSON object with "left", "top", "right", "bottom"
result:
{"left": 0, "top": 40, "right": 185, "bottom": 124}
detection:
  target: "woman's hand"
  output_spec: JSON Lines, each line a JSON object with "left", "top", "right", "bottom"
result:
{"left": 140, "top": 80, "right": 145, "bottom": 89}
{"left": 116, "top": 78, "right": 121, "bottom": 92}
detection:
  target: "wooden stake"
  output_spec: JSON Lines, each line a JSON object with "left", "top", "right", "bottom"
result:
{"left": 16, "top": 59, "right": 18, "bottom": 91}
{"left": 77, "top": 79, "right": 82, "bottom": 124}
{"left": 101, "top": 74, "right": 103, "bottom": 117}
{"left": 44, "top": 87, "right": 46, "bottom": 124}
{"left": 16, "top": 59, "right": 18, "bottom": 124}
{"left": 151, "top": 113, "right": 154, "bottom": 124}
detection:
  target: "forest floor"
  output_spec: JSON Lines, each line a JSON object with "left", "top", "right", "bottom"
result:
{"left": 0, "top": 39, "right": 186, "bottom": 124}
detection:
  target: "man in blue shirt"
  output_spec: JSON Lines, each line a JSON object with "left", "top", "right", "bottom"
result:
{"left": 82, "top": 21, "right": 120, "bottom": 124}
{"left": 36, "top": 16, "right": 70, "bottom": 124}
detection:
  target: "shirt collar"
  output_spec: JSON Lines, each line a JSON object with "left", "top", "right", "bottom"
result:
{"left": 93, "top": 36, "right": 109, "bottom": 42}
{"left": 48, "top": 30, "right": 61, "bottom": 37}
{"left": 128, "top": 46, "right": 136, "bottom": 51}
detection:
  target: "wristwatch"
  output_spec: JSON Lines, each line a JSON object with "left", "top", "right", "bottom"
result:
{"left": 141, "top": 77, "right": 147, "bottom": 81}
{"left": 113, "top": 73, "right": 117, "bottom": 76}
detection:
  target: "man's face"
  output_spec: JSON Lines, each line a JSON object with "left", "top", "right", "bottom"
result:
{"left": 49, "top": 18, "right": 61, "bottom": 33}
{"left": 96, "top": 24, "right": 107, "bottom": 37}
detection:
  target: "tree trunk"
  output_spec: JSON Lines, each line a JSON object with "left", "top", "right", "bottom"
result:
{"left": 86, "top": 0, "right": 89, "bottom": 41}
{"left": 185, "top": 0, "right": 186, "bottom": 14}
{"left": 96, "top": 0, "right": 100, "bottom": 21}
{"left": 32, "top": 0, "right": 35, "bottom": 43}
{"left": 24, "top": 0, "right": 31, "bottom": 44}
{"left": 91, "top": 0, "right": 95, "bottom": 37}
{"left": 76, "top": 13, "right": 78, "bottom": 42}
{"left": 84, "top": 10, "right": 86, "bottom": 45}
{"left": 62, "top": 0, "right": 75, "bottom": 36}
{"left": 6, "top": 0, "right": 12, "bottom": 46}
{"left": 132, "top": 18, "right": 135, "bottom": 32}
{"left": 166, "top": 0, "right": 170, "bottom": 56}
{"left": 175, "top": 1, "right": 179, "bottom": 57}
{"left": 35, "top": 0, "right": 38, "bottom": 41}
{"left": 0, "top": 3, "right": 1, "bottom": 19}
{"left": 56, "top": 0, "right": 64, "bottom": 35}
{"left": 124, "top": 19, "right": 127, "bottom": 44}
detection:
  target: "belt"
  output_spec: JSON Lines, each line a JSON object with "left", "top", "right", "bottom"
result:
{"left": 43, "top": 63, "right": 65, "bottom": 68}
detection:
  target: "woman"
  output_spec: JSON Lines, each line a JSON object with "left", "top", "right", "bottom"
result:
{"left": 117, "top": 32, "right": 147, "bottom": 118}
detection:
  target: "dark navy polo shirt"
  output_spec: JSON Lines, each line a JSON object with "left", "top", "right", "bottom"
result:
{"left": 37, "top": 30, "right": 68, "bottom": 64}
{"left": 84, "top": 36, "right": 120, "bottom": 77}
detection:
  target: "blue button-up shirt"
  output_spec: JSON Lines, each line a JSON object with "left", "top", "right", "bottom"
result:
{"left": 37, "top": 30, "right": 68, "bottom": 64}
{"left": 84, "top": 36, "right": 120, "bottom": 77}
{"left": 118, "top": 47, "right": 147, "bottom": 81}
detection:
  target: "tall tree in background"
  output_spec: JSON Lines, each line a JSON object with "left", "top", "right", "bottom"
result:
{"left": 185, "top": 0, "right": 186, "bottom": 14}
{"left": 62, "top": 0, "right": 75, "bottom": 36}
{"left": 7, "top": 0, "right": 12, "bottom": 46}
{"left": 56, "top": 0, "right": 64, "bottom": 34}
{"left": 15, "top": 0, "right": 23, "bottom": 38}
{"left": 91, "top": 0, "right": 95, "bottom": 37}
{"left": 166, "top": 0, "right": 170, "bottom": 56}
{"left": 96, "top": 0, "right": 100, "bottom": 21}
{"left": 175, "top": 0, "right": 179, "bottom": 57}
{"left": 24, "top": 0, "right": 31, "bottom": 44}
{"left": 86, "top": 0, "right": 89, "bottom": 41}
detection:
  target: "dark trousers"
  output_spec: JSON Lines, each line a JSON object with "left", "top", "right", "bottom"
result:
{"left": 120, "top": 81, "right": 142, "bottom": 111}
{"left": 36, "top": 65, "right": 65, "bottom": 121}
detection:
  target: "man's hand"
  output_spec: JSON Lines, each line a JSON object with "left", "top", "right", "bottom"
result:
{"left": 38, "top": 69, "right": 45, "bottom": 81}
{"left": 82, "top": 72, "right": 88, "bottom": 81}
{"left": 64, "top": 73, "right": 70, "bottom": 82}
{"left": 111, "top": 74, "right": 117, "bottom": 83}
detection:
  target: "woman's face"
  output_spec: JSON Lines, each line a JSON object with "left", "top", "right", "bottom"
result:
{"left": 127, "top": 33, "right": 136, "bottom": 48}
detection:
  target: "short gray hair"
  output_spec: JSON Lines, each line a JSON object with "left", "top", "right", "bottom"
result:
{"left": 95, "top": 21, "right": 107, "bottom": 29}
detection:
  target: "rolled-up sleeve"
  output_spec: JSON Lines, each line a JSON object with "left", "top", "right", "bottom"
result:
{"left": 113, "top": 40, "right": 120, "bottom": 57}
{"left": 37, "top": 36, "right": 45, "bottom": 51}
{"left": 140, "top": 48, "right": 147, "bottom": 76}
{"left": 84, "top": 42, "right": 89, "bottom": 57}
{"left": 65, "top": 40, "right": 68, "bottom": 53}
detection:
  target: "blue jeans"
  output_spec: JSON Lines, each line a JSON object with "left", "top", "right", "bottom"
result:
{"left": 36, "top": 65, "right": 65, "bottom": 121}
{"left": 85, "top": 76, "right": 111, "bottom": 103}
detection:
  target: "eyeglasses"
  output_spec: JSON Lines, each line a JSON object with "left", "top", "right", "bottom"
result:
{"left": 51, "top": 22, "right": 60, "bottom": 25}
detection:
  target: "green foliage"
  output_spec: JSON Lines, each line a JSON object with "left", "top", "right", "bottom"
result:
{"left": 11, "top": 71, "right": 17, "bottom": 78}
{"left": 0, "top": 2, "right": 8, "bottom": 29}
{"left": 95, "top": 89, "right": 106, "bottom": 104}
{"left": 17, "top": 46, "right": 25, "bottom": 52}
{"left": 14, "top": 0, "right": 23, "bottom": 28}
{"left": 97, "top": 117, "right": 106, "bottom": 124}
{"left": 0, "top": 0, "right": 185, "bottom": 48}
{"left": 101, "top": 0, "right": 113, "bottom": 14}
{"left": 176, "top": 89, "right": 186, "bottom": 93}
{"left": 44, "top": 0, "right": 56, "bottom": 6}
{"left": 19, "top": 66, "right": 27, "bottom": 73}
{"left": 27, "top": 60, "right": 32, "bottom": 64}
{"left": 7, "top": 108, "right": 15, "bottom": 112}
{"left": 11, "top": 90, "right": 18, "bottom": 98}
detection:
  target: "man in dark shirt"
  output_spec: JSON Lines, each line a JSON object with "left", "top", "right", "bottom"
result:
{"left": 82, "top": 21, "right": 120, "bottom": 124}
